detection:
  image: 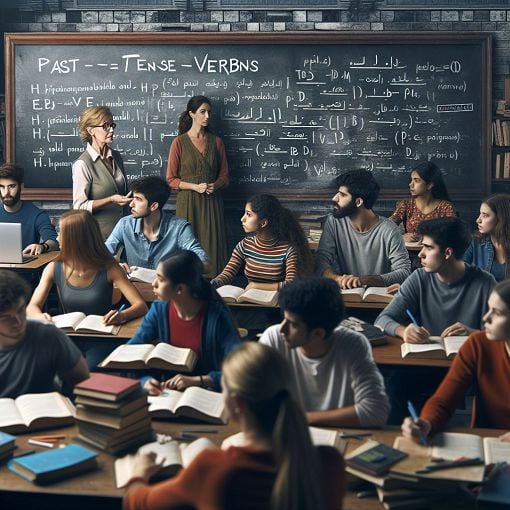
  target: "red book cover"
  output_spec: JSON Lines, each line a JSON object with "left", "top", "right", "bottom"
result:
{"left": 74, "top": 373, "right": 141, "bottom": 401}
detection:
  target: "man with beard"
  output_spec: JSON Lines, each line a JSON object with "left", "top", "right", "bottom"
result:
{"left": 316, "top": 169, "right": 410, "bottom": 288}
{"left": 105, "top": 176, "right": 210, "bottom": 271}
{"left": 0, "top": 164, "right": 58, "bottom": 255}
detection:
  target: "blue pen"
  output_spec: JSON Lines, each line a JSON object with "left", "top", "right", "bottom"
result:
{"left": 407, "top": 401, "right": 427, "bottom": 445}
{"left": 406, "top": 309, "right": 419, "bottom": 327}
{"left": 112, "top": 303, "right": 126, "bottom": 319}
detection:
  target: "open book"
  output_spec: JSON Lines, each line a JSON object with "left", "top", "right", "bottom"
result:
{"left": 392, "top": 432, "right": 510, "bottom": 483}
{"left": 401, "top": 336, "right": 468, "bottom": 359}
{"left": 127, "top": 266, "right": 157, "bottom": 284}
{"left": 148, "top": 387, "right": 228, "bottom": 425}
{"left": 341, "top": 287, "right": 393, "bottom": 304}
{"left": 0, "top": 392, "right": 75, "bottom": 434}
{"left": 52, "top": 312, "right": 120, "bottom": 335}
{"left": 99, "top": 343, "right": 197, "bottom": 372}
{"left": 217, "top": 285, "right": 278, "bottom": 306}
{"left": 115, "top": 436, "right": 215, "bottom": 488}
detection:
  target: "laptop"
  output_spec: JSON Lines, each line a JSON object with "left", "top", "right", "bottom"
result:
{"left": 0, "top": 223, "right": 37, "bottom": 264}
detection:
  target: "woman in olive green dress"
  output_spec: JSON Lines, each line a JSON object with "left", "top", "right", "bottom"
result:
{"left": 166, "top": 96, "right": 229, "bottom": 275}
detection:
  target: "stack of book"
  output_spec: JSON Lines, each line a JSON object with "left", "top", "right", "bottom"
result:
{"left": 0, "top": 432, "right": 16, "bottom": 463}
{"left": 74, "top": 373, "right": 153, "bottom": 455}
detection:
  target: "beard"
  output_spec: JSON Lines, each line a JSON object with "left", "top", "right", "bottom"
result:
{"left": 0, "top": 187, "right": 21, "bottom": 207}
{"left": 332, "top": 198, "right": 357, "bottom": 219}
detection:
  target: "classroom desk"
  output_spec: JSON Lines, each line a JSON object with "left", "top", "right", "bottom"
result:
{"left": 0, "top": 423, "right": 503, "bottom": 510}
{"left": 372, "top": 336, "right": 452, "bottom": 368}
{"left": 131, "top": 281, "right": 155, "bottom": 302}
{"left": 67, "top": 317, "right": 142, "bottom": 341}
{"left": 0, "top": 251, "right": 59, "bottom": 270}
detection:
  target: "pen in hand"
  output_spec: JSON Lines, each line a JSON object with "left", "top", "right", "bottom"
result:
{"left": 107, "top": 303, "right": 126, "bottom": 324}
{"left": 407, "top": 400, "right": 427, "bottom": 446}
{"left": 406, "top": 309, "right": 420, "bottom": 327}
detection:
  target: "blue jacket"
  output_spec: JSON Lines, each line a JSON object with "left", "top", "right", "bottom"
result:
{"left": 128, "top": 299, "right": 240, "bottom": 391}
{"left": 463, "top": 236, "right": 506, "bottom": 282}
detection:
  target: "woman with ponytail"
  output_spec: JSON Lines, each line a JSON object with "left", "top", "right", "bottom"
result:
{"left": 128, "top": 250, "right": 240, "bottom": 393}
{"left": 211, "top": 194, "right": 313, "bottom": 290}
{"left": 166, "top": 96, "right": 229, "bottom": 275}
{"left": 123, "top": 341, "right": 345, "bottom": 510}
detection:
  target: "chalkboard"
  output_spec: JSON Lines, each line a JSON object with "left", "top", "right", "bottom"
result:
{"left": 5, "top": 32, "right": 491, "bottom": 201}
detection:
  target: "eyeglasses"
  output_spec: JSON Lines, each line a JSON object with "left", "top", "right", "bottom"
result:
{"left": 90, "top": 122, "right": 117, "bottom": 131}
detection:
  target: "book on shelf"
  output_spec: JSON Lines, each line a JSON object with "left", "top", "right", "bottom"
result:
{"left": 76, "top": 403, "right": 149, "bottom": 430}
{"left": 99, "top": 343, "right": 197, "bottom": 372}
{"left": 0, "top": 392, "right": 75, "bottom": 434}
{"left": 115, "top": 436, "right": 215, "bottom": 488}
{"left": 400, "top": 336, "right": 468, "bottom": 360}
{"left": 74, "top": 373, "right": 141, "bottom": 402}
{"left": 52, "top": 312, "right": 120, "bottom": 335}
{"left": 340, "top": 316, "right": 387, "bottom": 346}
{"left": 148, "top": 387, "right": 228, "bottom": 425}
{"left": 345, "top": 441, "right": 408, "bottom": 477}
{"left": 341, "top": 286, "right": 393, "bottom": 304}
{"left": 216, "top": 285, "right": 278, "bottom": 306}
{"left": 127, "top": 266, "right": 157, "bottom": 284}
{"left": 8, "top": 444, "right": 97, "bottom": 485}
{"left": 392, "top": 432, "right": 510, "bottom": 483}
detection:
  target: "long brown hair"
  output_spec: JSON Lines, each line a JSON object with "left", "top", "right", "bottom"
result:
{"left": 222, "top": 342, "right": 324, "bottom": 510}
{"left": 58, "top": 210, "right": 116, "bottom": 277}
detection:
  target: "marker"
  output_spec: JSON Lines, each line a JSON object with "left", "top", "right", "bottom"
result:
{"left": 416, "top": 457, "right": 483, "bottom": 474}
{"left": 406, "top": 309, "right": 420, "bottom": 327}
{"left": 28, "top": 439, "right": 55, "bottom": 448}
{"left": 407, "top": 401, "right": 427, "bottom": 446}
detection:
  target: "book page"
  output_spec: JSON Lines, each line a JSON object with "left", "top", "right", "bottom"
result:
{"left": 431, "top": 432, "right": 483, "bottom": 461}
{"left": 401, "top": 342, "right": 445, "bottom": 357}
{"left": 483, "top": 437, "right": 510, "bottom": 464}
{"left": 128, "top": 267, "right": 156, "bottom": 284}
{"left": 443, "top": 336, "right": 468, "bottom": 357}
{"left": 139, "top": 440, "right": 183, "bottom": 467}
{"left": 101, "top": 344, "right": 155, "bottom": 366}
{"left": 217, "top": 285, "right": 245, "bottom": 301}
{"left": 149, "top": 343, "right": 194, "bottom": 366}
{"left": 180, "top": 437, "right": 215, "bottom": 467}
{"left": 221, "top": 432, "right": 246, "bottom": 449}
{"left": 76, "top": 315, "right": 117, "bottom": 334}
{"left": 148, "top": 391, "right": 183, "bottom": 414}
{"left": 177, "top": 387, "right": 225, "bottom": 419}
{"left": 309, "top": 426, "right": 338, "bottom": 446}
{"left": 239, "top": 288, "right": 278, "bottom": 305}
{"left": 0, "top": 399, "right": 24, "bottom": 428}
{"left": 341, "top": 288, "right": 365, "bottom": 300}
{"left": 363, "top": 287, "right": 393, "bottom": 302}
{"left": 16, "top": 392, "right": 75, "bottom": 426}
{"left": 52, "top": 312, "right": 86, "bottom": 330}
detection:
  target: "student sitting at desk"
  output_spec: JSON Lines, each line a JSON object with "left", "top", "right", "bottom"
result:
{"left": 259, "top": 277, "right": 389, "bottom": 428}
{"left": 0, "top": 270, "right": 89, "bottom": 398}
{"left": 124, "top": 342, "right": 345, "bottom": 510}
{"left": 389, "top": 161, "right": 456, "bottom": 243}
{"left": 374, "top": 217, "right": 496, "bottom": 423}
{"left": 0, "top": 163, "right": 58, "bottom": 256}
{"left": 463, "top": 194, "right": 510, "bottom": 282}
{"left": 129, "top": 250, "right": 240, "bottom": 393}
{"left": 211, "top": 193, "right": 313, "bottom": 290}
{"left": 105, "top": 176, "right": 210, "bottom": 272}
{"left": 315, "top": 169, "right": 410, "bottom": 289}
{"left": 402, "top": 280, "right": 510, "bottom": 441}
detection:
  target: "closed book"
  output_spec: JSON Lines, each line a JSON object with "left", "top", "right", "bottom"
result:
{"left": 346, "top": 441, "right": 408, "bottom": 476}
{"left": 75, "top": 391, "right": 147, "bottom": 417}
{"left": 478, "top": 463, "right": 510, "bottom": 505}
{"left": 77, "top": 428, "right": 154, "bottom": 455}
{"left": 74, "top": 373, "right": 141, "bottom": 402}
{"left": 77, "top": 415, "right": 153, "bottom": 442}
{"left": 0, "top": 431, "right": 16, "bottom": 453}
{"left": 8, "top": 444, "right": 97, "bottom": 484}
{"left": 76, "top": 404, "right": 149, "bottom": 430}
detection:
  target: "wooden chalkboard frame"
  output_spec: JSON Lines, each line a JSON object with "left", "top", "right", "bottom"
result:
{"left": 5, "top": 31, "right": 491, "bottom": 202}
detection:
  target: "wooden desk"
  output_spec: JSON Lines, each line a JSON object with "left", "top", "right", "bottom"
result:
{"left": 372, "top": 337, "right": 452, "bottom": 368}
{"left": 68, "top": 317, "right": 142, "bottom": 341}
{"left": 0, "top": 251, "right": 59, "bottom": 270}
{"left": 0, "top": 424, "right": 502, "bottom": 510}
{"left": 131, "top": 281, "right": 155, "bottom": 302}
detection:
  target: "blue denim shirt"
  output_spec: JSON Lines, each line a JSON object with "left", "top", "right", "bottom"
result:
{"left": 105, "top": 210, "right": 209, "bottom": 269}
{"left": 463, "top": 236, "right": 506, "bottom": 282}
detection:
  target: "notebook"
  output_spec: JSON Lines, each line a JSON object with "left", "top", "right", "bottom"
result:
{"left": 0, "top": 223, "right": 36, "bottom": 264}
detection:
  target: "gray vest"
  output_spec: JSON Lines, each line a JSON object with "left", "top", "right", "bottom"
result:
{"left": 78, "top": 149, "right": 127, "bottom": 240}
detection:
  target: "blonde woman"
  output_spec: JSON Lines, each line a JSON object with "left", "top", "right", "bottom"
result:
{"left": 123, "top": 342, "right": 345, "bottom": 510}
{"left": 72, "top": 105, "right": 131, "bottom": 239}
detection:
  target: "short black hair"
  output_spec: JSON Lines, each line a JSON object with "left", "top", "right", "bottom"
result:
{"left": 417, "top": 217, "right": 471, "bottom": 259}
{"left": 278, "top": 277, "right": 345, "bottom": 337}
{"left": 0, "top": 270, "right": 31, "bottom": 313}
{"left": 334, "top": 169, "right": 380, "bottom": 209}
{"left": 130, "top": 176, "right": 171, "bottom": 210}
{"left": 0, "top": 163, "right": 24, "bottom": 185}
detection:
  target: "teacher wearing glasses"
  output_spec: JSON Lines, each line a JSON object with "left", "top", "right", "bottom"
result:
{"left": 72, "top": 106, "right": 131, "bottom": 240}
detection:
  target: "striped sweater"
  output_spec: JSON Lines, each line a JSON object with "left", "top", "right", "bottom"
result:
{"left": 212, "top": 235, "right": 298, "bottom": 289}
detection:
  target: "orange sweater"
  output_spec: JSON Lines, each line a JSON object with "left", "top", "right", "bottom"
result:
{"left": 124, "top": 446, "right": 345, "bottom": 510}
{"left": 420, "top": 331, "right": 510, "bottom": 430}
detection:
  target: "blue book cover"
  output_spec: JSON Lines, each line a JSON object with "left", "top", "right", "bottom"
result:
{"left": 8, "top": 444, "right": 97, "bottom": 484}
{"left": 0, "top": 431, "right": 16, "bottom": 449}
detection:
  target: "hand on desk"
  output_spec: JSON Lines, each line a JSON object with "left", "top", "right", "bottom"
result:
{"left": 403, "top": 323, "right": 430, "bottom": 344}
{"left": 103, "top": 309, "right": 125, "bottom": 326}
{"left": 336, "top": 274, "right": 361, "bottom": 289}
{"left": 401, "top": 416, "right": 431, "bottom": 442}
{"left": 385, "top": 283, "right": 401, "bottom": 295}
{"left": 23, "top": 243, "right": 43, "bottom": 256}
{"left": 143, "top": 375, "right": 199, "bottom": 395}
{"left": 31, "top": 311, "right": 53, "bottom": 322}
{"left": 128, "top": 452, "right": 165, "bottom": 485}
{"left": 441, "top": 322, "right": 473, "bottom": 337}
{"left": 119, "top": 262, "right": 133, "bottom": 274}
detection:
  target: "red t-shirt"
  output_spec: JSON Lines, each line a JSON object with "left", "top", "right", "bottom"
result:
{"left": 168, "top": 301, "right": 205, "bottom": 359}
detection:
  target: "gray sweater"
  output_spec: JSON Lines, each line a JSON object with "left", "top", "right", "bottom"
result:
{"left": 374, "top": 264, "right": 496, "bottom": 336}
{"left": 315, "top": 214, "right": 411, "bottom": 285}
